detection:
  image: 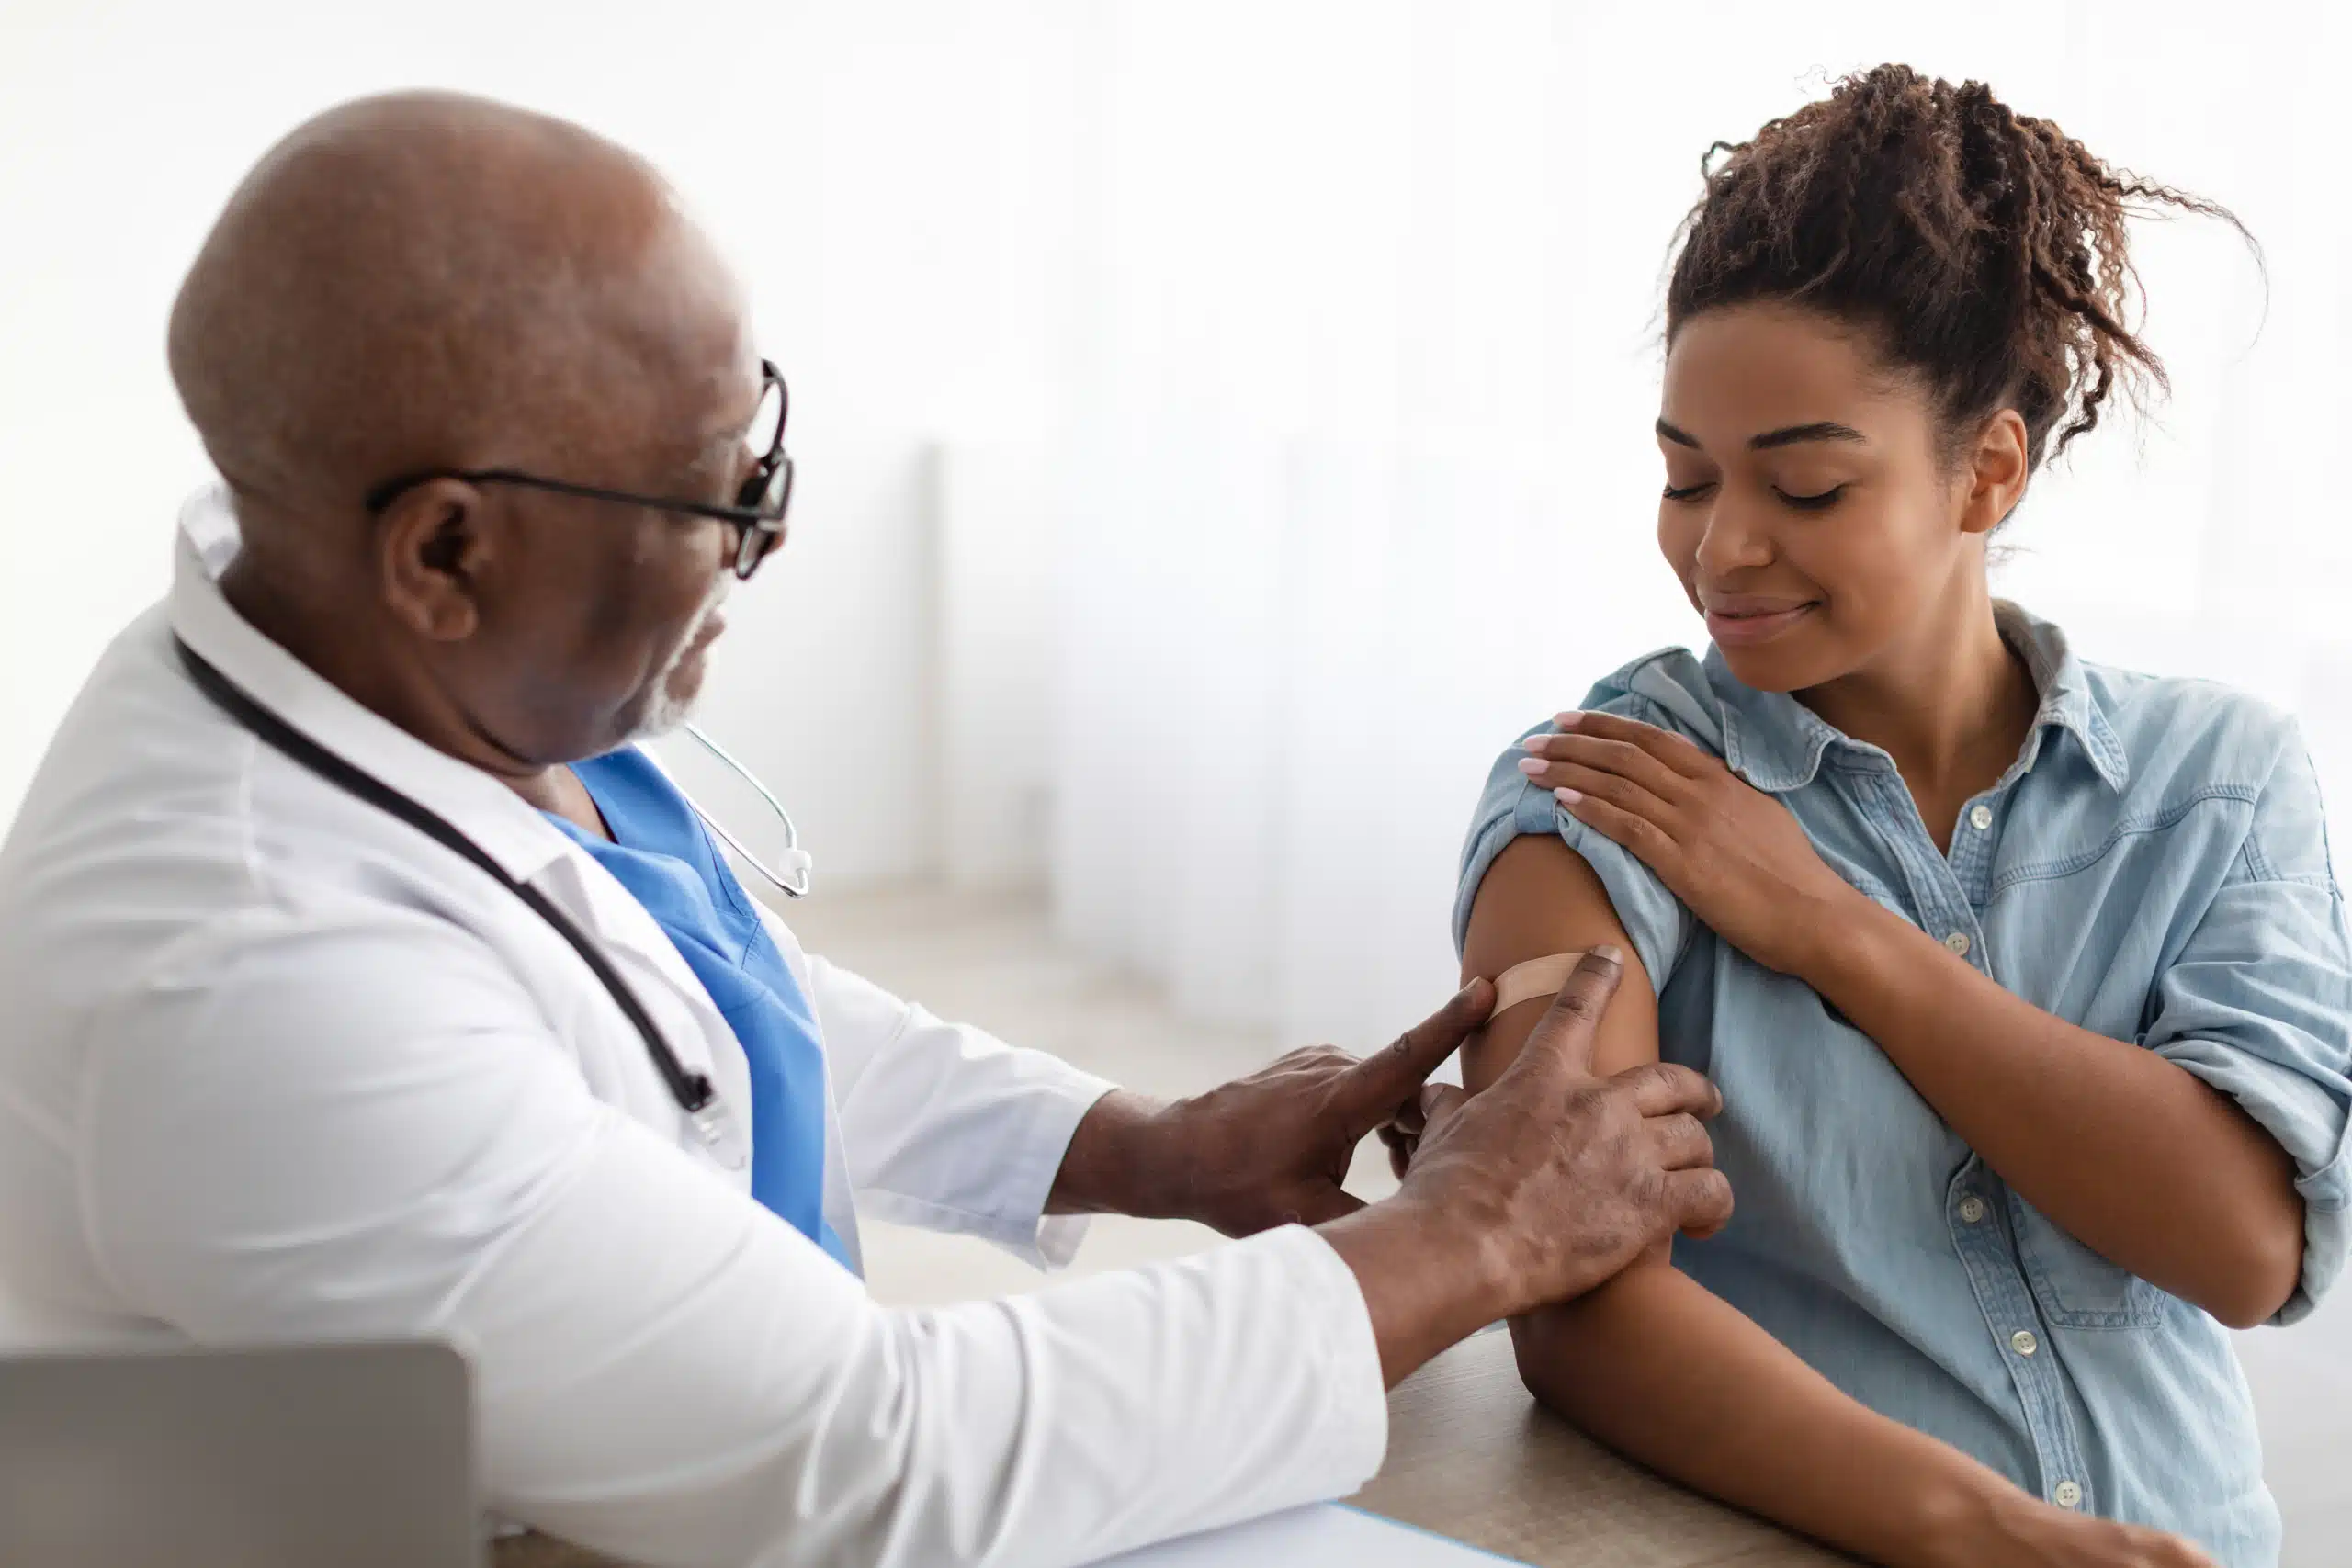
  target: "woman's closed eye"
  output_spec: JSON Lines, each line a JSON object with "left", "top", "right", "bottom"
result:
{"left": 1662, "top": 480, "right": 1848, "bottom": 510}
{"left": 1773, "top": 484, "right": 1847, "bottom": 512}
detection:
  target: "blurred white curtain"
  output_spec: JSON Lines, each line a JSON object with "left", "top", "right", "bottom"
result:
{"left": 1045, "top": 0, "right": 2352, "bottom": 1047}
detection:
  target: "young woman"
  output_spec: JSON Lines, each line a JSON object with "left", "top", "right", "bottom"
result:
{"left": 1454, "top": 66, "right": 2350, "bottom": 1568}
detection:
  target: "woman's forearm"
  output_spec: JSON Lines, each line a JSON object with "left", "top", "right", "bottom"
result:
{"left": 1813, "top": 898, "right": 2302, "bottom": 1327}
{"left": 1514, "top": 1262, "right": 2018, "bottom": 1568}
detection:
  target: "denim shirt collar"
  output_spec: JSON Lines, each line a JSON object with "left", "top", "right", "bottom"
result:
{"left": 1706, "top": 601, "right": 2132, "bottom": 795}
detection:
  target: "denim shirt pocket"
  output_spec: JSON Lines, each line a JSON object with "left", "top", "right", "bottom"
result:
{"left": 2009, "top": 1197, "right": 2165, "bottom": 1329}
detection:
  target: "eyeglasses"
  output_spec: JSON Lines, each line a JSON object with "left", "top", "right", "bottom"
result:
{"left": 360, "top": 360, "right": 796, "bottom": 581}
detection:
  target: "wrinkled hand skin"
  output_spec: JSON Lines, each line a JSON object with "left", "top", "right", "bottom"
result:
{"left": 1050, "top": 982, "right": 1498, "bottom": 1235}
{"left": 1384, "top": 951, "right": 1729, "bottom": 1317}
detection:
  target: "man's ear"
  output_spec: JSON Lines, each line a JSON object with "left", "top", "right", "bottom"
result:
{"left": 376, "top": 479, "right": 492, "bottom": 642}
{"left": 1958, "top": 409, "right": 2030, "bottom": 537}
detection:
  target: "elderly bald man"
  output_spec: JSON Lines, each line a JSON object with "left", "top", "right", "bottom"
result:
{"left": 0, "top": 93, "right": 1730, "bottom": 1567}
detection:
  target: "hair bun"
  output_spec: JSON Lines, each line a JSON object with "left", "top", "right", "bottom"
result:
{"left": 1666, "top": 63, "right": 2252, "bottom": 473}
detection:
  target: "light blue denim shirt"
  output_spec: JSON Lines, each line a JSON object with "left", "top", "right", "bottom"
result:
{"left": 1455, "top": 604, "right": 2352, "bottom": 1567}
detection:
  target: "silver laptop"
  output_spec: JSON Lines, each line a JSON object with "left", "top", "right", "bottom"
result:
{"left": 0, "top": 1339, "right": 480, "bottom": 1568}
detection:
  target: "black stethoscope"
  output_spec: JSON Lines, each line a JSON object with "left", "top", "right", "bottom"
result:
{"left": 175, "top": 637, "right": 752, "bottom": 1170}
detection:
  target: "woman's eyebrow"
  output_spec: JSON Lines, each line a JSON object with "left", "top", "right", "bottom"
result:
{"left": 1748, "top": 421, "right": 1867, "bottom": 451}
{"left": 1654, "top": 417, "right": 1869, "bottom": 451}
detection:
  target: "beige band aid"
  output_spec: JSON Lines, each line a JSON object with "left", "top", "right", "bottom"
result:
{"left": 1490, "top": 951, "right": 1591, "bottom": 1014}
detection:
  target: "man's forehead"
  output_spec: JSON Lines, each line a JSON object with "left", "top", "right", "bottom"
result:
{"left": 578, "top": 271, "right": 757, "bottom": 447}
{"left": 643, "top": 357, "right": 764, "bottom": 480}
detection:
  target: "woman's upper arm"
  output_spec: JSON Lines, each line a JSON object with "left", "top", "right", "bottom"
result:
{"left": 1458, "top": 834, "right": 1661, "bottom": 1093}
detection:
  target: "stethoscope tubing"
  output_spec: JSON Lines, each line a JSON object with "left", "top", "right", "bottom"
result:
{"left": 169, "top": 636, "right": 756, "bottom": 1166}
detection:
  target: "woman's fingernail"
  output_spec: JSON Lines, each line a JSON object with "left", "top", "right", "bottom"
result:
{"left": 1517, "top": 756, "right": 1547, "bottom": 776}
{"left": 1555, "top": 711, "right": 1586, "bottom": 728}
{"left": 1554, "top": 786, "right": 1583, "bottom": 805}
{"left": 1592, "top": 942, "right": 1623, "bottom": 964}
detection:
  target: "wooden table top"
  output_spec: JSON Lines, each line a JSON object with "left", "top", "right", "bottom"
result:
{"left": 493, "top": 1325, "right": 1845, "bottom": 1568}
{"left": 1349, "top": 1325, "right": 1846, "bottom": 1566}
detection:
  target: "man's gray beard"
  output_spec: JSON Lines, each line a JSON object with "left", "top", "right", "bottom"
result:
{"left": 625, "top": 575, "right": 731, "bottom": 742}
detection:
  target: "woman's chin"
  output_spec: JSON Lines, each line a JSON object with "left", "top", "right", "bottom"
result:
{"left": 1712, "top": 639, "right": 1834, "bottom": 695}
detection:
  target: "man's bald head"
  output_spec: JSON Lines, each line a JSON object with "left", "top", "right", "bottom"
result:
{"left": 170, "top": 91, "right": 772, "bottom": 779}
{"left": 170, "top": 90, "right": 751, "bottom": 520}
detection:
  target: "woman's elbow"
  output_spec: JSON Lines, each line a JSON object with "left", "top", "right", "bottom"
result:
{"left": 2198, "top": 1212, "right": 2304, "bottom": 1330}
{"left": 1505, "top": 1255, "right": 1672, "bottom": 1404}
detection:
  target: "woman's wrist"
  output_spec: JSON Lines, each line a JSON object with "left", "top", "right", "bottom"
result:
{"left": 1787, "top": 884, "right": 1918, "bottom": 1020}
{"left": 1785, "top": 877, "right": 1894, "bottom": 993}
{"left": 1857, "top": 1450, "right": 2064, "bottom": 1568}
{"left": 1898, "top": 1471, "right": 2020, "bottom": 1568}
{"left": 1908, "top": 1480, "right": 2117, "bottom": 1568}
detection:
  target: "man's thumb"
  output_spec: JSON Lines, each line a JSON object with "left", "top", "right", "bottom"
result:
{"left": 1511, "top": 946, "right": 1623, "bottom": 1080}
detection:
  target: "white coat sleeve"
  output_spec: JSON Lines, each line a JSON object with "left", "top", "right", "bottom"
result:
{"left": 761, "top": 905, "right": 1116, "bottom": 1268}
{"left": 79, "top": 903, "right": 1389, "bottom": 1568}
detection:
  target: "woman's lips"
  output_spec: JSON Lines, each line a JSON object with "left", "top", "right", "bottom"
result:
{"left": 1704, "top": 603, "right": 1817, "bottom": 647}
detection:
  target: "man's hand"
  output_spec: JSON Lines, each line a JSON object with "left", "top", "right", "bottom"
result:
{"left": 1398, "top": 948, "right": 1729, "bottom": 1308}
{"left": 1048, "top": 985, "right": 1499, "bottom": 1235}
{"left": 1319, "top": 949, "right": 1733, "bottom": 1383}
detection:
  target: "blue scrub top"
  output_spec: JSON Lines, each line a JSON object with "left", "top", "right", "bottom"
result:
{"left": 547, "top": 748, "right": 853, "bottom": 1271}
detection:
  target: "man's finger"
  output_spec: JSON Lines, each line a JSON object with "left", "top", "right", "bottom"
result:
{"left": 1664, "top": 1168, "right": 1735, "bottom": 1238}
{"left": 1338, "top": 977, "right": 1495, "bottom": 1121}
{"left": 1415, "top": 1082, "right": 1468, "bottom": 1144}
{"left": 1502, "top": 948, "right": 1623, "bottom": 1082}
{"left": 1613, "top": 1059, "right": 1724, "bottom": 1121}
{"left": 1645, "top": 1112, "right": 1714, "bottom": 1171}
{"left": 1386, "top": 1094, "right": 1429, "bottom": 1139}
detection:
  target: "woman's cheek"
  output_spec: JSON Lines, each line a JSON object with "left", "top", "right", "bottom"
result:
{"left": 1657, "top": 507, "right": 1702, "bottom": 584}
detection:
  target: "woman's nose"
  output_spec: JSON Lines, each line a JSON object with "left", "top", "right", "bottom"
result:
{"left": 1694, "top": 498, "right": 1774, "bottom": 577}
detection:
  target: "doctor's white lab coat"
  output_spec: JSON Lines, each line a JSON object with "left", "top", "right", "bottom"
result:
{"left": 0, "top": 488, "right": 1388, "bottom": 1568}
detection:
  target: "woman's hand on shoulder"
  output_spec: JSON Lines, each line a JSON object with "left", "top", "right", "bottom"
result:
{"left": 1515, "top": 710, "right": 1861, "bottom": 977}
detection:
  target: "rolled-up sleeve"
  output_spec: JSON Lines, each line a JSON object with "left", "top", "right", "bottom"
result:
{"left": 1453, "top": 696, "right": 1698, "bottom": 992}
{"left": 2143, "top": 733, "right": 2352, "bottom": 1325}
{"left": 84, "top": 904, "right": 1386, "bottom": 1568}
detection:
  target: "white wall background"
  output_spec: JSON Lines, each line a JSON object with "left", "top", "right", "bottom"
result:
{"left": 1046, "top": 1, "right": 2352, "bottom": 1049}
{"left": 5, "top": 1, "right": 2349, "bottom": 1047}
{"left": 0, "top": 0, "right": 1095, "bottom": 885}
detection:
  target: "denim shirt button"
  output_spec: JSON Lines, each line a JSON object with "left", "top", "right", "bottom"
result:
{"left": 1943, "top": 931, "right": 1973, "bottom": 957}
{"left": 2010, "top": 1329, "right": 2040, "bottom": 1357}
{"left": 1958, "top": 1196, "right": 1988, "bottom": 1224}
{"left": 2053, "top": 1480, "right": 2084, "bottom": 1508}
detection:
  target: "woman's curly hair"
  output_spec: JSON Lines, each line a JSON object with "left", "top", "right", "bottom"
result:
{"left": 1666, "top": 63, "right": 2251, "bottom": 470}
